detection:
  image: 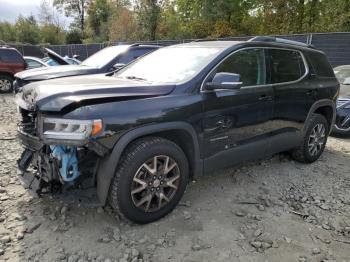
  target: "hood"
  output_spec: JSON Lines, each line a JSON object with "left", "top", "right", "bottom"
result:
{"left": 14, "top": 65, "right": 98, "bottom": 81}
{"left": 340, "top": 84, "right": 350, "bottom": 99}
{"left": 16, "top": 74, "right": 176, "bottom": 113}
{"left": 45, "top": 48, "right": 69, "bottom": 65}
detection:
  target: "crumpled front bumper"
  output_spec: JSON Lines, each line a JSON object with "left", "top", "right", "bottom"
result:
{"left": 17, "top": 128, "right": 43, "bottom": 151}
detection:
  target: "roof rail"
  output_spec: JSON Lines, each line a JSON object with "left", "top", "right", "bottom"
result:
{"left": 249, "top": 36, "right": 315, "bottom": 48}
{"left": 129, "top": 43, "right": 164, "bottom": 47}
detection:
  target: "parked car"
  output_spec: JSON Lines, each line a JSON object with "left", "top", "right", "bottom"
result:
{"left": 333, "top": 65, "right": 350, "bottom": 135}
{"left": 0, "top": 46, "right": 26, "bottom": 92}
{"left": 41, "top": 49, "right": 81, "bottom": 66}
{"left": 63, "top": 56, "right": 81, "bottom": 65}
{"left": 24, "top": 53, "right": 81, "bottom": 70}
{"left": 24, "top": 56, "right": 48, "bottom": 69}
{"left": 16, "top": 37, "right": 338, "bottom": 224}
{"left": 13, "top": 44, "right": 160, "bottom": 93}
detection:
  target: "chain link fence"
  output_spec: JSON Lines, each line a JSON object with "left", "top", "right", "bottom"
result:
{"left": 7, "top": 32, "right": 350, "bottom": 67}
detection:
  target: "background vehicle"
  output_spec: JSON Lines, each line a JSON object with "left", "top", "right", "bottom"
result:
{"left": 24, "top": 53, "right": 81, "bottom": 70}
{"left": 0, "top": 46, "right": 26, "bottom": 92}
{"left": 333, "top": 65, "right": 350, "bottom": 135}
{"left": 13, "top": 44, "right": 160, "bottom": 93}
{"left": 24, "top": 56, "right": 48, "bottom": 69}
{"left": 16, "top": 38, "right": 338, "bottom": 224}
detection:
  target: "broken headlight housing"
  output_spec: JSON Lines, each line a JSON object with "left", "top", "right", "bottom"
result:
{"left": 42, "top": 118, "right": 102, "bottom": 141}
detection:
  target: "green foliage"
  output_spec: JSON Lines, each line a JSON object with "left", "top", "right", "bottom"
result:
{"left": 0, "top": 22, "right": 17, "bottom": 43}
{"left": 86, "top": 0, "right": 110, "bottom": 42}
{"left": 1, "top": 0, "right": 350, "bottom": 45}
{"left": 135, "top": 0, "right": 161, "bottom": 40}
{"left": 40, "top": 24, "right": 65, "bottom": 44}
{"left": 15, "top": 16, "right": 40, "bottom": 44}
{"left": 65, "top": 29, "right": 84, "bottom": 44}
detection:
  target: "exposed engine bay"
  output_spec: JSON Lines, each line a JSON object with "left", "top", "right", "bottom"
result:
{"left": 18, "top": 145, "right": 99, "bottom": 196}
{"left": 17, "top": 106, "right": 100, "bottom": 196}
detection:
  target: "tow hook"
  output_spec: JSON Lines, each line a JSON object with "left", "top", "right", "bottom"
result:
{"left": 50, "top": 145, "right": 80, "bottom": 182}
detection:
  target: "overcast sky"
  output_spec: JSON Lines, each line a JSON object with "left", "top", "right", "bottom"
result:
{"left": 0, "top": 0, "right": 70, "bottom": 26}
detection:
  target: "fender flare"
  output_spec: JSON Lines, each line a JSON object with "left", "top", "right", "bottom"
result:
{"left": 303, "top": 99, "right": 336, "bottom": 134}
{"left": 96, "top": 121, "right": 203, "bottom": 205}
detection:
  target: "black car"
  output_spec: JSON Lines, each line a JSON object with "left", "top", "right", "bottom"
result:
{"left": 16, "top": 37, "right": 338, "bottom": 224}
{"left": 333, "top": 65, "right": 350, "bottom": 135}
{"left": 13, "top": 44, "right": 160, "bottom": 93}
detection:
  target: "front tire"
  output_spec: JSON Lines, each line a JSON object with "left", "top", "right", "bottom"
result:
{"left": 291, "top": 114, "right": 329, "bottom": 163}
{"left": 0, "top": 74, "right": 13, "bottom": 93}
{"left": 109, "top": 137, "right": 189, "bottom": 224}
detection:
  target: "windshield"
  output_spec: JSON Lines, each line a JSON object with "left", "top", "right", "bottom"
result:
{"left": 81, "top": 45, "right": 129, "bottom": 68}
{"left": 115, "top": 46, "right": 223, "bottom": 84}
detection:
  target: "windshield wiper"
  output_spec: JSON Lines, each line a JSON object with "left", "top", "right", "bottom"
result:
{"left": 125, "top": 76, "right": 147, "bottom": 81}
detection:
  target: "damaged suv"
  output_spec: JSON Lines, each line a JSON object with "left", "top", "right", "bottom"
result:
{"left": 16, "top": 37, "right": 339, "bottom": 224}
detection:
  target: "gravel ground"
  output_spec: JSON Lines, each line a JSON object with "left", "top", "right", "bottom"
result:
{"left": 0, "top": 93, "right": 350, "bottom": 262}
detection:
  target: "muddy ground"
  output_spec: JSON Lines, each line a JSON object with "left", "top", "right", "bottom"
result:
{"left": 0, "top": 93, "right": 350, "bottom": 262}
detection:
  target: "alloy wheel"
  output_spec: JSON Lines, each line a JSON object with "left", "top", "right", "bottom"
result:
{"left": 308, "top": 123, "right": 326, "bottom": 156}
{"left": 131, "top": 155, "right": 180, "bottom": 213}
{"left": 0, "top": 79, "right": 12, "bottom": 92}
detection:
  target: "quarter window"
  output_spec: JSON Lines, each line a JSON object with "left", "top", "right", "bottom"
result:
{"left": 268, "top": 49, "right": 306, "bottom": 84}
{"left": 214, "top": 49, "right": 266, "bottom": 87}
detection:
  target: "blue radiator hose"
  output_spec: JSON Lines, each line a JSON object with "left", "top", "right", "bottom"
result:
{"left": 50, "top": 145, "right": 80, "bottom": 182}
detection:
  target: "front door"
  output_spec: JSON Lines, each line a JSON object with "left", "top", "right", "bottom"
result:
{"left": 200, "top": 48, "right": 274, "bottom": 173}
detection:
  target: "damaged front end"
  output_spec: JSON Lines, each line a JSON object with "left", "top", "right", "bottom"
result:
{"left": 17, "top": 107, "right": 105, "bottom": 196}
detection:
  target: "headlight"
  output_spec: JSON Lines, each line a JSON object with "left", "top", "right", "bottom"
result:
{"left": 42, "top": 118, "right": 102, "bottom": 141}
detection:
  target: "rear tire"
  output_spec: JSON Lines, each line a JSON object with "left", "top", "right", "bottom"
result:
{"left": 0, "top": 74, "right": 13, "bottom": 93}
{"left": 109, "top": 137, "right": 189, "bottom": 224}
{"left": 291, "top": 114, "right": 329, "bottom": 163}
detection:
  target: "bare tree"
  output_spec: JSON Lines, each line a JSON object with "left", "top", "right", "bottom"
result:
{"left": 53, "top": 0, "right": 90, "bottom": 31}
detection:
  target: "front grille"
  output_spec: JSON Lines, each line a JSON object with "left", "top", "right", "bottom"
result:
{"left": 19, "top": 108, "right": 37, "bottom": 136}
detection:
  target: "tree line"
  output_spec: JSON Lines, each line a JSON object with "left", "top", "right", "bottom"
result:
{"left": 1, "top": 0, "right": 350, "bottom": 45}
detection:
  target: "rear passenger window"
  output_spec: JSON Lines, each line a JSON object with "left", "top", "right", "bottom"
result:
{"left": 268, "top": 49, "right": 306, "bottom": 84}
{"left": 307, "top": 52, "right": 335, "bottom": 78}
{"left": 0, "top": 49, "right": 24, "bottom": 64}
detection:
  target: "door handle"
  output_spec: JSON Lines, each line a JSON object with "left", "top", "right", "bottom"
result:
{"left": 258, "top": 95, "right": 273, "bottom": 101}
{"left": 203, "top": 119, "right": 233, "bottom": 133}
{"left": 306, "top": 90, "right": 317, "bottom": 96}
{"left": 217, "top": 119, "right": 232, "bottom": 129}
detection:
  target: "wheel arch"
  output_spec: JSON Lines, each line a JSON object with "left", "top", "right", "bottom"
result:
{"left": 96, "top": 122, "right": 202, "bottom": 205}
{"left": 0, "top": 71, "right": 15, "bottom": 79}
{"left": 304, "top": 99, "right": 336, "bottom": 134}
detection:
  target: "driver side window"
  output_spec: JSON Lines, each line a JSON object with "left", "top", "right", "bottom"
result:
{"left": 215, "top": 48, "right": 266, "bottom": 87}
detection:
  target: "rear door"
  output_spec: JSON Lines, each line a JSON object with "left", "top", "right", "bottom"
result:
{"left": 266, "top": 48, "right": 313, "bottom": 154}
{"left": 201, "top": 48, "right": 274, "bottom": 172}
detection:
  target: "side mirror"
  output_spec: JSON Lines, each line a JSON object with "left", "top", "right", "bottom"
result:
{"left": 205, "top": 72, "right": 242, "bottom": 91}
{"left": 343, "top": 77, "right": 350, "bottom": 85}
{"left": 111, "top": 63, "right": 126, "bottom": 71}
